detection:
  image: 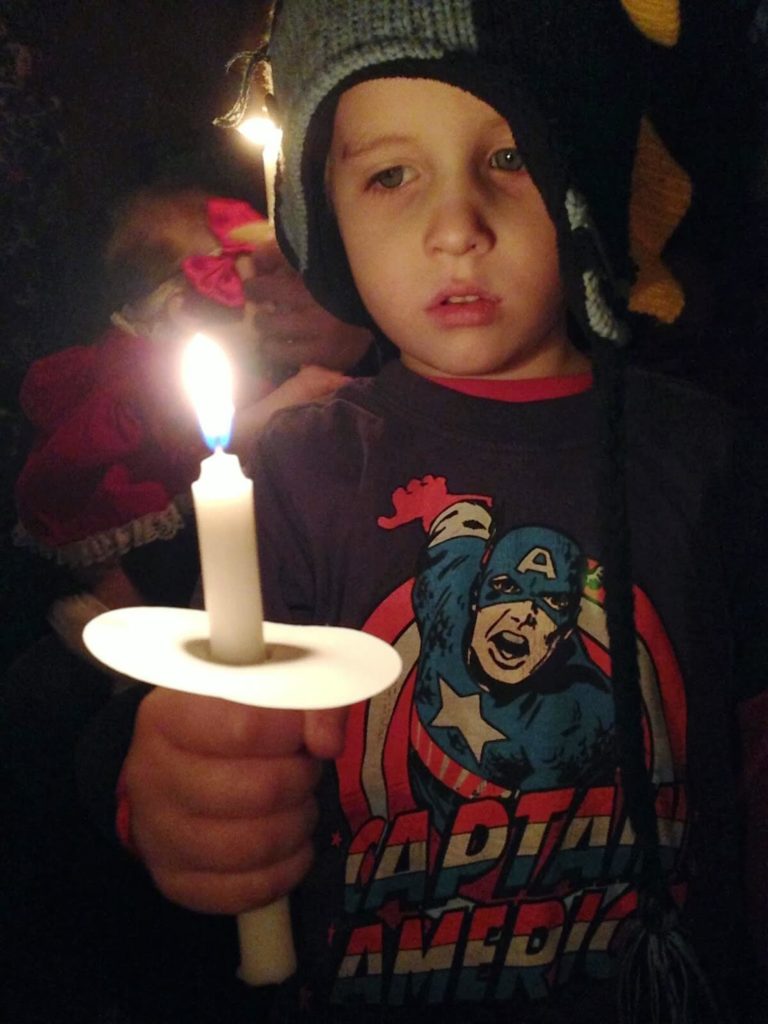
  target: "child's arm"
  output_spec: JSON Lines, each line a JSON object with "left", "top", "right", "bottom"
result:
{"left": 120, "top": 687, "right": 348, "bottom": 914}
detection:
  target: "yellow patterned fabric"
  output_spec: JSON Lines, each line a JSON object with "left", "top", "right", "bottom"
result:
{"left": 621, "top": 0, "right": 680, "bottom": 46}
{"left": 628, "top": 117, "right": 692, "bottom": 324}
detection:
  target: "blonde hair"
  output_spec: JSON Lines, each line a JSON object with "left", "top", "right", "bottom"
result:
{"left": 104, "top": 186, "right": 216, "bottom": 307}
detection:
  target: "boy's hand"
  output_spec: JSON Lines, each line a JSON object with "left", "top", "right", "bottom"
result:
{"left": 122, "top": 687, "right": 348, "bottom": 915}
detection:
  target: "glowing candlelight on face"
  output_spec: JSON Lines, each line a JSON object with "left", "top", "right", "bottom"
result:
{"left": 183, "top": 334, "right": 265, "bottom": 665}
{"left": 237, "top": 115, "right": 283, "bottom": 226}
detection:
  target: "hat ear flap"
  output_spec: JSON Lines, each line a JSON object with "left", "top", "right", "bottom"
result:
{"left": 628, "top": 116, "right": 692, "bottom": 324}
{"left": 620, "top": 0, "right": 681, "bottom": 47}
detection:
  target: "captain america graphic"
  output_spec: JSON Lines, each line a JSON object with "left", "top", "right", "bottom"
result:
{"left": 389, "top": 481, "right": 615, "bottom": 828}
{"left": 329, "top": 476, "right": 687, "bottom": 1006}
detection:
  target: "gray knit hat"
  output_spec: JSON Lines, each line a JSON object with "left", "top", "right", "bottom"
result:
{"left": 216, "top": 0, "right": 759, "bottom": 342}
{"left": 272, "top": 0, "right": 484, "bottom": 277}
{"left": 268, "top": 0, "right": 644, "bottom": 341}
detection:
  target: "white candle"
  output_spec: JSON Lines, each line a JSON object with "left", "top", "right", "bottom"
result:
{"left": 238, "top": 899, "right": 296, "bottom": 985}
{"left": 192, "top": 449, "right": 265, "bottom": 664}
{"left": 183, "top": 334, "right": 296, "bottom": 985}
{"left": 236, "top": 115, "right": 283, "bottom": 226}
{"left": 184, "top": 334, "right": 264, "bottom": 664}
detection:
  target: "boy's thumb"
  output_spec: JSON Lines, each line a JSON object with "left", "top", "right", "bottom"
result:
{"left": 303, "top": 705, "right": 350, "bottom": 759}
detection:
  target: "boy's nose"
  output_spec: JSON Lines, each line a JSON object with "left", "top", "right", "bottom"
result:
{"left": 425, "top": 186, "right": 494, "bottom": 258}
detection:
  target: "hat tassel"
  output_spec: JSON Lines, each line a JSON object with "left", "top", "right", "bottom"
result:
{"left": 591, "top": 343, "right": 729, "bottom": 1024}
{"left": 617, "top": 891, "right": 729, "bottom": 1024}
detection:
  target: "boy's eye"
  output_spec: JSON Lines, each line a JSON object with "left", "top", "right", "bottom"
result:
{"left": 489, "top": 147, "right": 525, "bottom": 172}
{"left": 371, "top": 166, "right": 406, "bottom": 189}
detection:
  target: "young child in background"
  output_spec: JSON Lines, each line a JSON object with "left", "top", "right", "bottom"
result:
{"left": 75, "top": 2, "right": 767, "bottom": 1023}
{"left": 13, "top": 186, "right": 372, "bottom": 650}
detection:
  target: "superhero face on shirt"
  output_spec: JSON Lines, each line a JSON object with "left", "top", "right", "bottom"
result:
{"left": 469, "top": 526, "right": 584, "bottom": 685}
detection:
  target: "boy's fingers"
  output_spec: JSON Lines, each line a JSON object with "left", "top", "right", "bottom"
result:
{"left": 136, "top": 691, "right": 351, "bottom": 761}
{"left": 141, "top": 796, "right": 320, "bottom": 875}
{"left": 151, "top": 843, "right": 316, "bottom": 915}
{"left": 139, "top": 689, "right": 306, "bottom": 758}
{"left": 140, "top": 751, "right": 322, "bottom": 818}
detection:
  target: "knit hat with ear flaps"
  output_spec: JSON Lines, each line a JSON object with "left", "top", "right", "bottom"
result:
{"left": 263, "top": 0, "right": 761, "bottom": 334}
{"left": 220, "top": 2, "right": 759, "bottom": 1021}
{"left": 270, "top": 0, "right": 646, "bottom": 342}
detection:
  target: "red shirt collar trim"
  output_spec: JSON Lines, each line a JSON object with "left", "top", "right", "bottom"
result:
{"left": 430, "top": 372, "right": 593, "bottom": 402}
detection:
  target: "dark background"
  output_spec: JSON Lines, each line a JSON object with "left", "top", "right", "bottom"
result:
{"left": 0, "top": 3, "right": 767, "bottom": 1022}
{"left": 3, "top": 10, "right": 278, "bottom": 1021}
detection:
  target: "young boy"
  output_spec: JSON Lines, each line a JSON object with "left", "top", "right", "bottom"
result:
{"left": 80, "top": 2, "right": 767, "bottom": 1022}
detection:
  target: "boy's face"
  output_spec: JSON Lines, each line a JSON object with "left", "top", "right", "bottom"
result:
{"left": 327, "top": 78, "right": 577, "bottom": 380}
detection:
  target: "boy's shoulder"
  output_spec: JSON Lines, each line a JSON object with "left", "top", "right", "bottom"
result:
{"left": 256, "top": 361, "right": 428, "bottom": 451}
{"left": 261, "top": 372, "right": 381, "bottom": 432}
{"left": 256, "top": 361, "right": 747, "bottom": 469}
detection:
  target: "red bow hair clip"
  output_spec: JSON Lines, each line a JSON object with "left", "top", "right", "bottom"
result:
{"left": 181, "top": 197, "right": 266, "bottom": 308}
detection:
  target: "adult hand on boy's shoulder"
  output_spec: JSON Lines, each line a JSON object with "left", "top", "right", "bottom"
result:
{"left": 241, "top": 235, "right": 372, "bottom": 376}
{"left": 122, "top": 687, "right": 348, "bottom": 915}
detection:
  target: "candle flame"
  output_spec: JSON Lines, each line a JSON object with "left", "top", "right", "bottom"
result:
{"left": 237, "top": 115, "right": 283, "bottom": 157}
{"left": 182, "top": 334, "right": 234, "bottom": 450}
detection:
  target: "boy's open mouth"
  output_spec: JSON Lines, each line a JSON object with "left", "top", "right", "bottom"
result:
{"left": 427, "top": 286, "right": 500, "bottom": 327}
{"left": 428, "top": 284, "right": 499, "bottom": 309}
